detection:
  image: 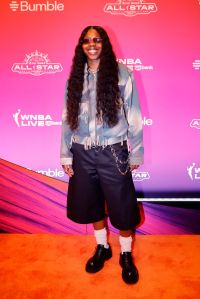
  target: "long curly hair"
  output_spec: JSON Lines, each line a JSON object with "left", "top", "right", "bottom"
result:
{"left": 66, "top": 26, "right": 121, "bottom": 130}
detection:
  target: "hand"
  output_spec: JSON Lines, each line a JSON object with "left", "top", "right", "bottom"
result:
{"left": 130, "top": 165, "right": 139, "bottom": 171}
{"left": 62, "top": 164, "right": 74, "bottom": 177}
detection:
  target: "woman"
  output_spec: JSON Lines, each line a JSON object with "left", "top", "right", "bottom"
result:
{"left": 60, "top": 26, "right": 144, "bottom": 284}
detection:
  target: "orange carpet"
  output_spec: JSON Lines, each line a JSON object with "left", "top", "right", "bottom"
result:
{"left": 0, "top": 234, "right": 200, "bottom": 299}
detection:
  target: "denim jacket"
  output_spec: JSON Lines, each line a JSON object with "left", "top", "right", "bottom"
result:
{"left": 60, "top": 63, "right": 144, "bottom": 165}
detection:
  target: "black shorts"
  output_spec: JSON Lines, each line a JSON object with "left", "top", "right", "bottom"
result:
{"left": 67, "top": 141, "right": 140, "bottom": 230}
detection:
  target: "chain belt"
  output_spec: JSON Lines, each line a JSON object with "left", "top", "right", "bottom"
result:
{"left": 109, "top": 145, "right": 130, "bottom": 176}
{"left": 75, "top": 140, "right": 130, "bottom": 176}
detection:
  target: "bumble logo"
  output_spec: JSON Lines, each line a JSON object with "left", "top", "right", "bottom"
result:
{"left": 9, "top": 1, "right": 64, "bottom": 12}
{"left": 104, "top": 0, "right": 157, "bottom": 17}
{"left": 9, "top": 1, "right": 19, "bottom": 11}
{"left": 28, "top": 168, "right": 65, "bottom": 178}
{"left": 192, "top": 60, "right": 200, "bottom": 70}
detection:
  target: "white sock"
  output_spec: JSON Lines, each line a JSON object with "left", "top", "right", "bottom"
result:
{"left": 119, "top": 235, "right": 132, "bottom": 254}
{"left": 94, "top": 228, "right": 109, "bottom": 249}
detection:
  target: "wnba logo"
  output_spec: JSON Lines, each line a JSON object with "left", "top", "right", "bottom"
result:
{"left": 13, "top": 109, "right": 61, "bottom": 127}
{"left": 187, "top": 163, "right": 200, "bottom": 181}
{"left": 117, "top": 58, "right": 153, "bottom": 71}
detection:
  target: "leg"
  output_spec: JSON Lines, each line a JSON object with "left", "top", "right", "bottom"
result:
{"left": 86, "top": 218, "right": 112, "bottom": 273}
{"left": 93, "top": 142, "right": 139, "bottom": 281}
{"left": 93, "top": 219, "right": 106, "bottom": 230}
{"left": 119, "top": 230, "right": 133, "bottom": 254}
{"left": 119, "top": 230, "right": 139, "bottom": 284}
{"left": 67, "top": 143, "right": 105, "bottom": 224}
{"left": 92, "top": 219, "right": 109, "bottom": 248}
{"left": 120, "top": 229, "right": 132, "bottom": 237}
{"left": 96, "top": 142, "right": 141, "bottom": 230}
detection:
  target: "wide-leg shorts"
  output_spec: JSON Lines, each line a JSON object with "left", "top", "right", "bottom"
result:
{"left": 67, "top": 141, "right": 141, "bottom": 230}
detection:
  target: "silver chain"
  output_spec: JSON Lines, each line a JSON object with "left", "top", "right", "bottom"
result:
{"left": 87, "top": 142, "right": 130, "bottom": 176}
{"left": 110, "top": 145, "right": 130, "bottom": 176}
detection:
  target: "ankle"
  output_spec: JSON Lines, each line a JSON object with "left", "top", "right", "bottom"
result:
{"left": 94, "top": 228, "right": 109, "bottom": 249}
{"left": 119, "top": 235, "right": 132, "bottom": 254}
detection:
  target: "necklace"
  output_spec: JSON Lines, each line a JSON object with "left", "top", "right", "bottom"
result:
{"left": 88, "top": 68, "right": 98, "bottom": 74}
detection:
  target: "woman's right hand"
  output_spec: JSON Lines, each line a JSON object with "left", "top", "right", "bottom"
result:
{"left": 62, "top": 164, "right": 74, "bottom": 177}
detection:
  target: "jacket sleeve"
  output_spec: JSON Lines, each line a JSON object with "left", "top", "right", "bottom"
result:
{"left": 60, "top": 83, "right": 73, "bottom": 165}
{"left": 123, "top": 70, "right": 144, "bottom": 165}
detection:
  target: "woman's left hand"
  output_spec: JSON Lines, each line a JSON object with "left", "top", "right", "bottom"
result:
{"left": 130, "top": 165, "right": 139, "bottom": 171}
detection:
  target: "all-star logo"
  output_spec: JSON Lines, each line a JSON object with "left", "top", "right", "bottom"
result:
{"left": 190, "top": 119, "right": 200, "bottom": 130}
{"left": 187, "top": 163, "right": 200, "bottom": 181}
{"left": 192, "top": 59, "right": 200, "bottom": 70}
{"left": 11, "top": 50, "right": 63, "bottom": 76}
{"left": 132, "top": 171, "right": 150, "bottom": 181}
{"left": 9, "top": 1, "right": 64, "bottom": 12}
{"left": 117, "top": 57, "right": 153, "bottom": 71}
{"left": 13, "top": 109, "right": 61, "bottom": 127}
{"left": 104, "top": 0, "right": 157, "bottom": 17}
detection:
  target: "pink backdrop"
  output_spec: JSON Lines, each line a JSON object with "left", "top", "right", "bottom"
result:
{"left": 1, "top": 0, "right": 200, "bottom": 198}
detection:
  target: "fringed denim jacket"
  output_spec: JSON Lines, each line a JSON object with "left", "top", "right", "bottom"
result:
{"left": 60, "top": 63, "right": 144, "bottom": 165}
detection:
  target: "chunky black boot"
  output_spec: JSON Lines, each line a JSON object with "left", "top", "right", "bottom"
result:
{"left": 86, "top": 244, "right": 112, "bottom": 273}
{"left": 119, "top": 252, "right": 139, "bottom": 284}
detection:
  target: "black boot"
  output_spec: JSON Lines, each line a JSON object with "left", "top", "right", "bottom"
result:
{"left": 86, "top": 244, "right": 112, "bottom": 273}
{"left": 119, "top": 252, "right": 139, "bottom": 284}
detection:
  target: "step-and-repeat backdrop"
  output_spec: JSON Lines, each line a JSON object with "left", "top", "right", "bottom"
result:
{"left": 1, "top": 0, "right": 200, "bottom": 199}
